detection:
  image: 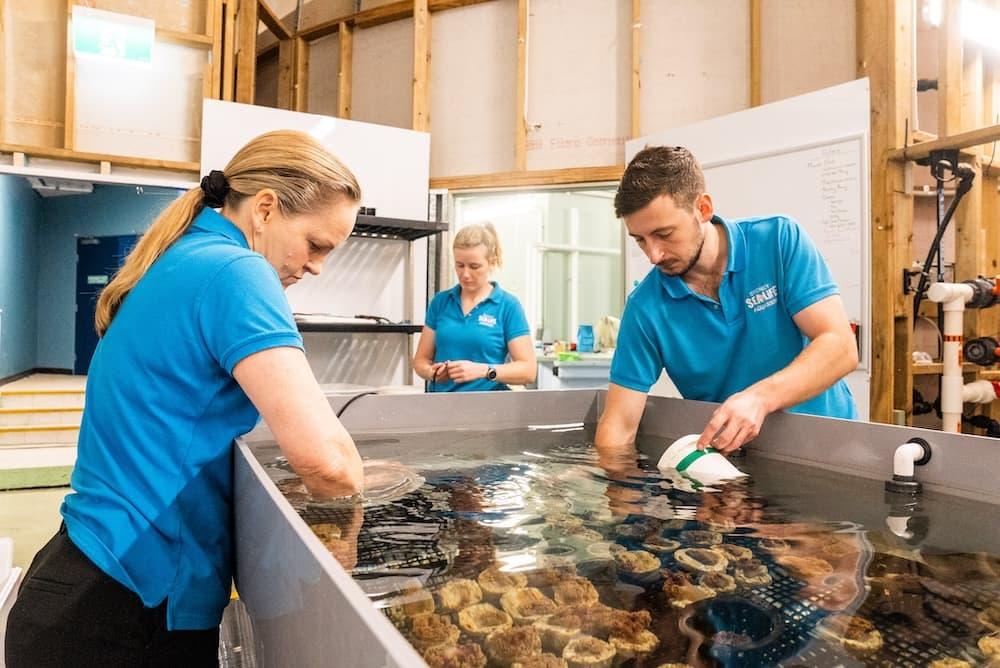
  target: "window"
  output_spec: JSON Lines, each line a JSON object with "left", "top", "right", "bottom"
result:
{"left": 453, "top": 187, "right": 623, "bottom": 342}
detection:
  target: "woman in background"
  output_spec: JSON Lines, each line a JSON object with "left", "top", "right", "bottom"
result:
{"left": 413, "top": 224, "right": 536, "bottom": 391}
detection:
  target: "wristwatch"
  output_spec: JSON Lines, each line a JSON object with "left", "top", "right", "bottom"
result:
{"left": 486, "top": 366, "right": 498, "bottom": 381}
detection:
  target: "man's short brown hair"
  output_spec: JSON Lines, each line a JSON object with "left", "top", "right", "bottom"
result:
{"left": 614, "top": 146, "right": 705, "bottom": 218}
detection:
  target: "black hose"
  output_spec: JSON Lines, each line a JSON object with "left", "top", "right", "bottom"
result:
{"left": 912, "top": 169, "right": 976, "bottom": 316}
{"left": 335, "top": 391, "right": 378, "bottom": 419}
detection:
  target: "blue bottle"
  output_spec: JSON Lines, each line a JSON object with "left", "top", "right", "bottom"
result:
{"left": 577, "top": 324, "right": 594, "bottom": 353}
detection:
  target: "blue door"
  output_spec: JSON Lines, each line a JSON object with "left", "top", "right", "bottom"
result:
{"left": 75, "top": 234, "right": 138, "bottom": 375}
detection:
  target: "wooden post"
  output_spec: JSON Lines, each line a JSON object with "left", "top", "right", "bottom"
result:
{"left": 210, "top": 0, "right": 223, "bottom": 99}
{"left": 294, "top": 37, "right": 309, "bottom": 112}
{"left": 750, "top": 0, "right": 761, "bottom": 107}
{"left": 515, "top": 0, "right": 528, "bottom": 170}
{"left": 337, "top": 21, "right": 353, "bottom": 118}
{"left": 412, "top": 0, "right": 430, "bottom": 132}
{"left": 235, "top": 0, "right": 258, "bottom": 104}
{"left": 277, "top": 38, "right": 295, "bottom": 109}
{"left": 938, "top": 0, "right": 963, "bottom": 137}
{"left": 223, "top": 0, "right": 237, "bottom": 101}
{"left": 631, "top": 0, "right": 640, "bottom": 137}
{"left": 980, "top": 62, "right": 1000, "bottom": 422}
{"left": 858, "top": 0, "right": 914, "bottom": 424}
{"left": 65, "top": 0, "right": 76, "bottom": 149}
{"left": 956, "top": 45, "right": 983, "bottom": 346}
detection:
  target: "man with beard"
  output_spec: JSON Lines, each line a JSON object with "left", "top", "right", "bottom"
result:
{"left": 595, "top": 146, "right": 858, "bottom": 458}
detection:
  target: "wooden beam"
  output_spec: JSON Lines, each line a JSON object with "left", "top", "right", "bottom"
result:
{"left": 223, "top": 0, "right": 237, "bottom": 101}
{"left": 938, "top": 0, "right": 962, "bottom": 137}
{"left": 413, "top": 0, "right": 430, "bottom": 132}
{"left": 294, "top": 37, "right": 309, "bottom": 112}
{"left": 337, "top": 21, "right": 353, "bottom": 119}
{"left": 299, "top": 0, "right": 492, "bottom": 41}
{"left": 980, "top": 61, "right": 1000, "bottom": 422}
{"left": 257, "top": 0, "right": 292, "bottom": 40}
{"left": 515, "top": 0, "right": 528, "bottom": 171}
{"left": 858, "top": 0, "right": 914, "bottom": 424}
{"left": 890, "top": 124, "right": 1000, "bottom": 161}
{"left": 750, "top": 0, "right": 761, "bottom": 107}
{"left": 430, "top": 166, "right": 624, "bottom": 190}
{"left": 65, "top": 0, "right": 76, "bottom": 150}
{"left": 0, "top": 142, "right": 199, "bottom": 172}
{"left": 235, "top": 0, "right": 258, "bottom": 103}
{"left": 631, "top": 0, "right": 640, "bottom": 137}
{"left": 277, "top": 38, "right": 295, "bottom": 109}
{"left": 210, "top": 0, "right": 223, "bottom": 99}
{"left": 277, "top": 35, "right": 310, "bottom": 111}
{"left": 956, "top": 46, "right": 984, "bottom": 345}
{"left": 156, "top": 28, "right": 214, "bottom": 47}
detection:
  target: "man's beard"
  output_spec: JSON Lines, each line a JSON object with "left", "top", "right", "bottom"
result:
{"left": 657, "top": 224, "right": 705, "bottom": 277}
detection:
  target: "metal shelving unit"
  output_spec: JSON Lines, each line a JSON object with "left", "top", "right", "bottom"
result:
{"left": 297, "top": 211, "right": 447, "bottom": 385}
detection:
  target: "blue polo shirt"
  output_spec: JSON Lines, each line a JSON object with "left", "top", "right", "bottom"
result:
{"left": 610, "top": 215, "right": 855, "bottom": 419}
{"left": 424, "top": 282, "right": 531, "bottom": 392}
{"left": 61, "top": 207, "right": 303, "bottom": 630}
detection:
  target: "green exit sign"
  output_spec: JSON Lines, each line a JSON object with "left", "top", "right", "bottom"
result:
{"left": 72, "top": 6, "right": 154, "bottom": 65}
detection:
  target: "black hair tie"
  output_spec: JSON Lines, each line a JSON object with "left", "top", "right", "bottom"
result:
{"left": 200, "top": 170, "right": 230, "bottom": 208}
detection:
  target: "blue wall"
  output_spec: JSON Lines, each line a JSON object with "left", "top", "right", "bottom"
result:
{"left": 0, "top": 175, "right": 41, "bottom": 379}
{"left": 36, "top": 185, "right": 181, "bottom": 370}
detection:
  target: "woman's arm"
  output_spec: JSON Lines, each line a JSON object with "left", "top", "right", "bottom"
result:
{"left": 234, "top": 346, "right": 363, "bottom": 498}
{"left": 497, "top": 334, "right": 536, "bottom": 384}
{"left": 444, "top": 335, "right": 537, "bottom": 385}
{"left": 412, "top": 326, "right": 446, "bottom": 381}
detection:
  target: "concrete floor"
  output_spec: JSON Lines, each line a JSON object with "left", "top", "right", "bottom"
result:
{"left": 0, "top": 487, "right": 66, "bottom": 569}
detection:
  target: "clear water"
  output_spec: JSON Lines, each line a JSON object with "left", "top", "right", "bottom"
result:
{"left": 269, "top": 427, "right": 1000, "bottom": 668}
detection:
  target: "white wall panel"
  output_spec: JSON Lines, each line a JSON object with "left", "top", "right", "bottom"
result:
{"left": 352, "top": 18, "right": 413, "bottom": 129}
{"left": 639, "top": 0, "right": 749, "bottom": 136}
{"left": 429, "top": 0, "right": 517, "bottom": 177}
{"left": 525, "top": 0, "right": 630, "bottom": 170}
{"left": 761, "top": 0, "right": 856, "bottom": 104}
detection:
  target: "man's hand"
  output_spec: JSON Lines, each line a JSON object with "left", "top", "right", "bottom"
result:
{"left": 446, "top": 360, "right": 488, "bottom": 383}
{"left": 697, "top": 389, "right": 771, "bottom": 453}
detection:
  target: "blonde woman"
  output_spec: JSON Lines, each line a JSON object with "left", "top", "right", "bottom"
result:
{"left": 413, "top": 224, "right": 536, "bottom": 391}
{"left": 6, "top": 131, "right": 365, "bottom": 666}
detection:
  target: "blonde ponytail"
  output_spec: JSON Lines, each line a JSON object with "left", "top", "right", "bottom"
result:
{"left": 454, "top": 222, "right": 503, "bottom": 268}
{"left": 95, "top": 188, "right": 204, "bottom": 335}
{"left": 95, "top": 130, "right": 361, "bottom": 336}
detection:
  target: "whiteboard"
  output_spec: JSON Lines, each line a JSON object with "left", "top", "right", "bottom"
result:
{"left": 625, "top": 79, "right": 871, "bottom": 419}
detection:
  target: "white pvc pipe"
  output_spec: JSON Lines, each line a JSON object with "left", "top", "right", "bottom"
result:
{"left": 962, "top": 379, "right": 1000, "bottom": 404}
{"left": 893, "top": 441, "right": 926, "bottom": 479}
{"left": 885, "top": 515, "right": 913, "bottom": 540}
{"left": 926, "top": 282, "right": 975, "bottom": 433}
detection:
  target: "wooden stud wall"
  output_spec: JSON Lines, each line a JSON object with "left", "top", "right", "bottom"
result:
{"left": 412, "top": 0, "right": 430, "bottom": 132}
{"left": 514, "top": 0, "right": 527, "bottom": 171}
{"left": 338, "top": 21, "right": 353, "bottom": 118}
{"left": 858, "top": 0, "right": 913, "bottom": 424}
{"left": 750, "top": 0, "right": 761, "bottom": 107}
{"left": 235, "top": 0, "right": 258, "bottom": 103}
{"left": 630, "top": 0, "right": 640, "bottom": 138}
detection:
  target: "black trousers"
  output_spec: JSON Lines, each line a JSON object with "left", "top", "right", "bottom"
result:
{"left": 5, "top": 525, "right": 219, "bottom": 668}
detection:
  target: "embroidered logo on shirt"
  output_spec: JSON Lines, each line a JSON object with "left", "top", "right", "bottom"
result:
{"left": 745, "top": 283, "right": 779, "bottom": 313}
{"left": 478, "top": 313, "right": 497, "bottom": 328}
